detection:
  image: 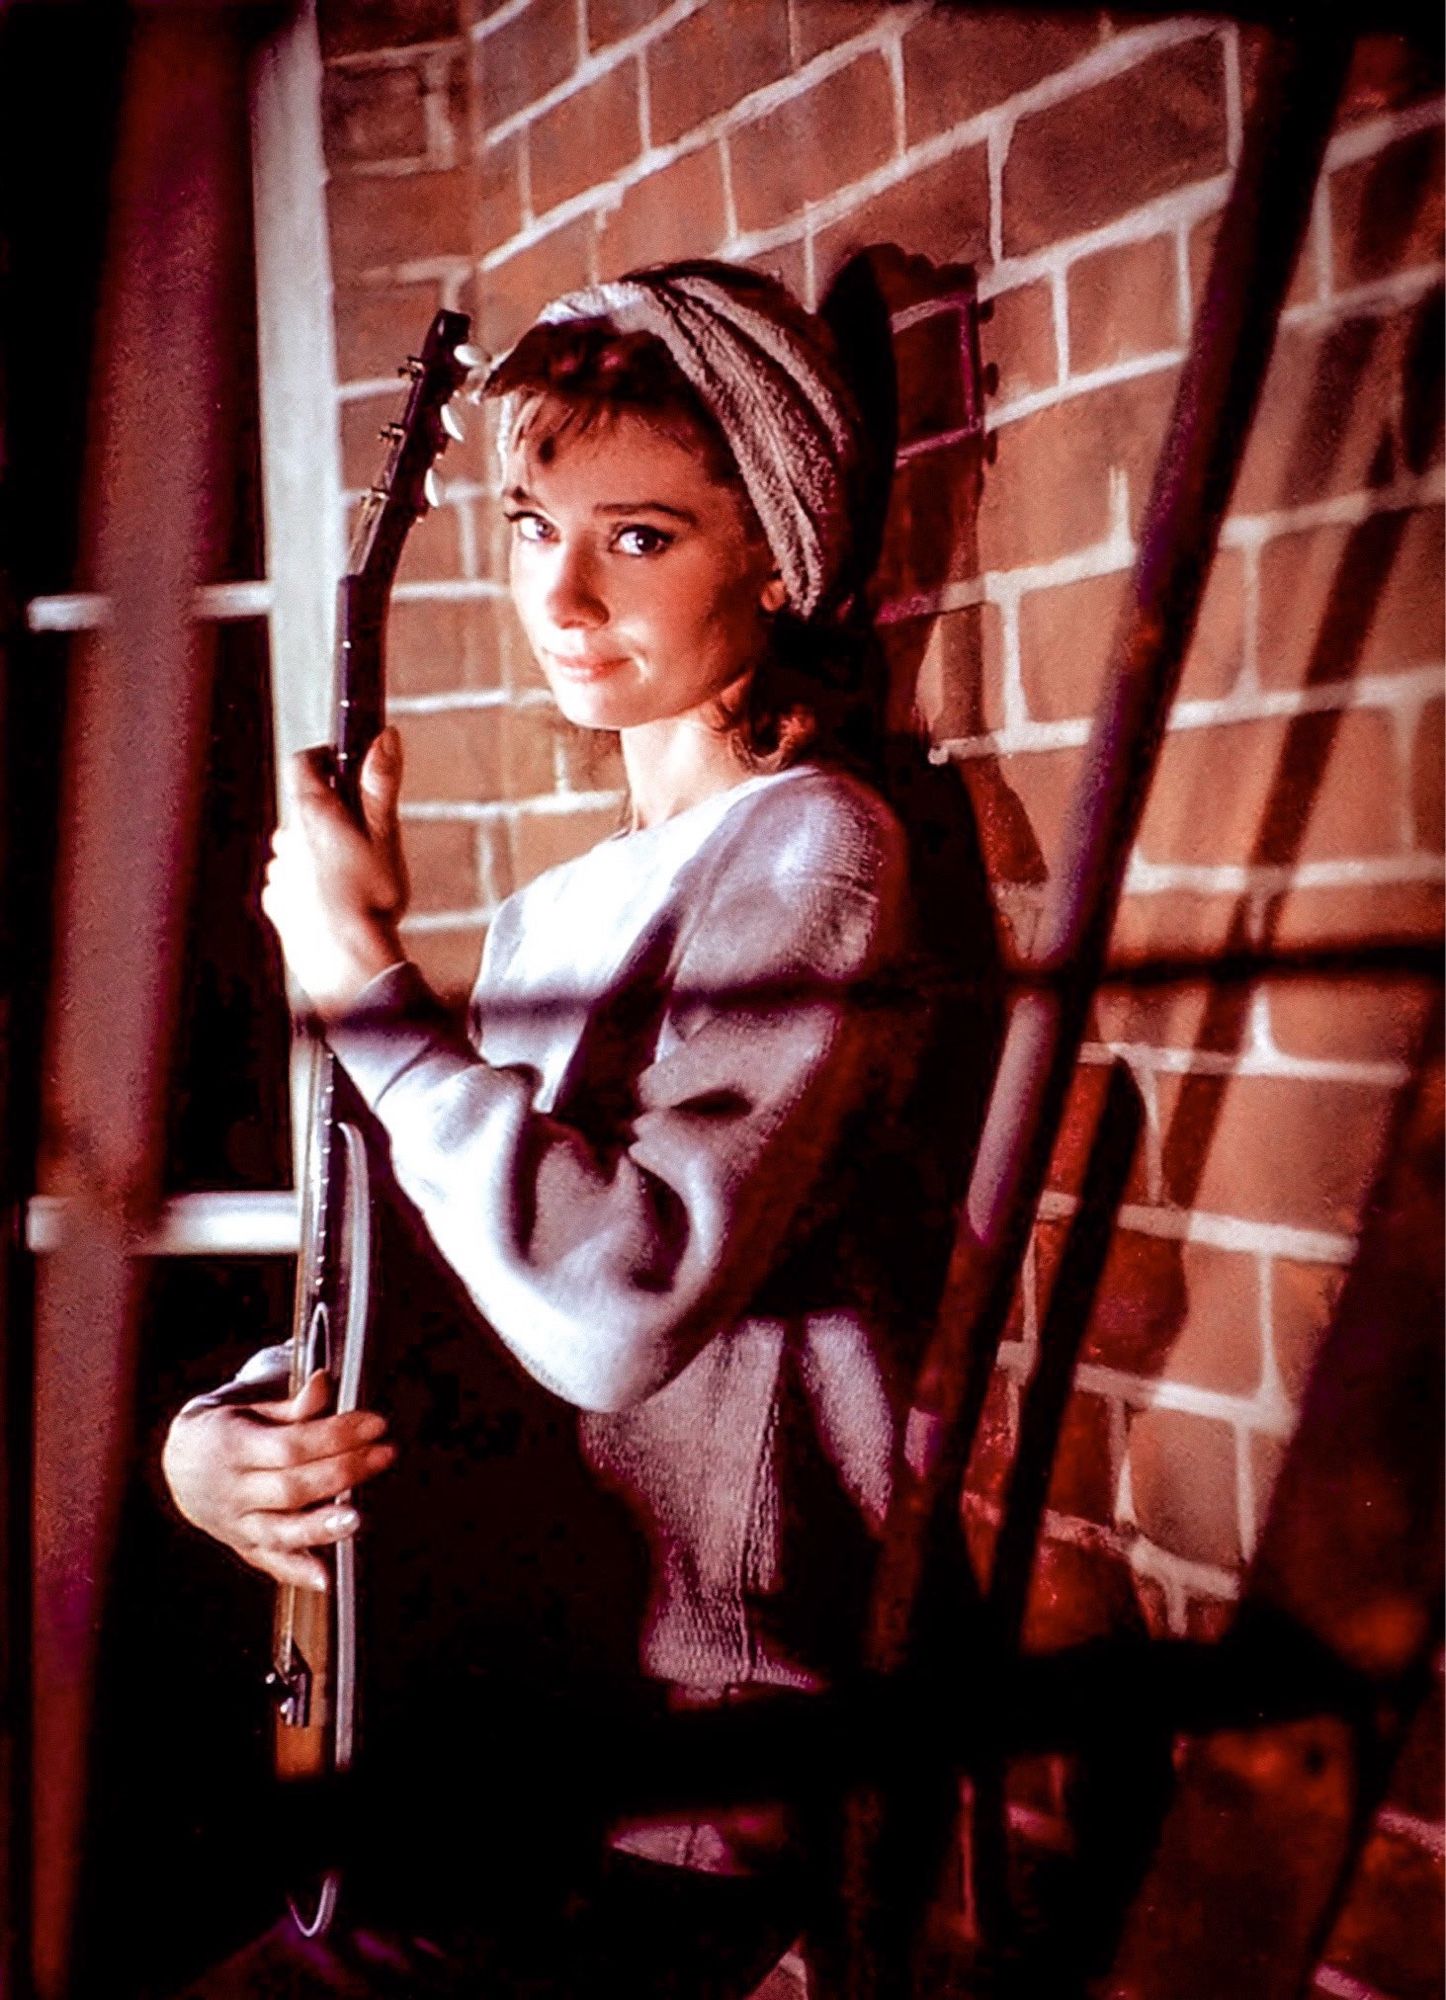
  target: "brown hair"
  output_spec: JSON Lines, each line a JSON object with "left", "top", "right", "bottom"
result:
{"left": 484, "top": 310, "right": 886, "bottom": 779}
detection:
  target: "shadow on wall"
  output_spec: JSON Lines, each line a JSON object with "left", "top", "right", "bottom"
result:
{"left": 811, "top": 160, "right": 1443, "bottom": 1978}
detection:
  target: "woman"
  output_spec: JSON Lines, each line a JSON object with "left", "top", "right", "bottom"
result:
{"left": 163, "top": 261, "right": 967, "bottom": 1996}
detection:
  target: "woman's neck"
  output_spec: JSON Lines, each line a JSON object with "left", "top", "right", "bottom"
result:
{"left": 619, "top": 711, "right": 751, "bottom": 830}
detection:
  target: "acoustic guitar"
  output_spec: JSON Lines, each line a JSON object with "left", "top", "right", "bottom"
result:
{"left": 265, "top": 308, "right": 473, "bottom": 1938}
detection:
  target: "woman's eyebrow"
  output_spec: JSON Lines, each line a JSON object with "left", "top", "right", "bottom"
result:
{"left": 594, "top": 499, "right": 698, "bottom": 524}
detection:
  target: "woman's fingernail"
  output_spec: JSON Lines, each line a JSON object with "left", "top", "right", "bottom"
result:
{"left": 326, "top": 1507, "right": 359, "bottom": 1535}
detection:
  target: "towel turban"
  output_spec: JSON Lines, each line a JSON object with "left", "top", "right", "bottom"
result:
{"left": 484, "top": 262, "right": 865, "bottom": 623}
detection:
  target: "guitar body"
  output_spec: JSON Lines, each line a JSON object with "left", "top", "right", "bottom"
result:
{"left": 265, "top": 310, "right": 472, "bottom": 1937}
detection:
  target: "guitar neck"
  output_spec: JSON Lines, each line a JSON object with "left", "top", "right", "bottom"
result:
{"left": 333, "top": 574, "right": 386, "bottom": 821}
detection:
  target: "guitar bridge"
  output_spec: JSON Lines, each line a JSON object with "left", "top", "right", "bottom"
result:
{"left": 266, "top": 1642, "right": 313, "bottom": 1728}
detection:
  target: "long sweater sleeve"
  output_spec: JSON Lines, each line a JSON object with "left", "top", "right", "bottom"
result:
{"left": 328, "top": 769, "right": 909, "bottom": 1415}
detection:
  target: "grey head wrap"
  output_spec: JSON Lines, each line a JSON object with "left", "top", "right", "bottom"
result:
{"left": 485, "top": 264, "right": 864, "bottom": 623}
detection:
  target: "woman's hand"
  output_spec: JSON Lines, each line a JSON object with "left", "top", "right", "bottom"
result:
{"left": 262, "top": 728, "right": 410, "bottom": 1019}
{"left": 161, "top": 1369, "right": 398, "bottom": 1593}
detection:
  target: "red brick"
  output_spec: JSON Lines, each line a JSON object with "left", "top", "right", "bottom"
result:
{"left": 1137, "top": 709, "right": 1405, "bottom": 871}
{"left": 1002, "top": 37, "right": 1228, "bottom": 258}
{"left": 1183, "top": 1592, "right": 1235, "bottom": 1643}
{"left": 341, "top": 391, "right": 398, "bottom": 490}
{"left": 477, "top": 132, "right": 525, "bottom": 256}
{"left": 1414, "top": 694, "right": 1444, "bottom": 851}
{"left": 389, "top": 596, "right": 470, "bottom": 697}
{"left": 1018, "top": 550, "right": 1241, "bottom": 724}
{"left": 1156, "top": 1071, "right": 1393, "bottom": 1235}
{"left": 387, "top": 595, "right": 508, "bottom": 696}
{"left": 963, "top": 1370, "right": 1015, "bottom": 1505}
{"left": 1127, "top": 1406, "right": 1239, "bottom": 1568}
{"left": 1235, "top": 299, "right": 1444, "bottom": 518}
{"left": 645, "top": 1, "right": 789, "bottom": 149}
{"left": 476, "top": 216, "right": 595, "bottom": 352}
{"left": 478, "top": 818, "right": 515, "bottom": 905}
{"left": 396, "top": 706, "right": 503, "bottom": 800}
{"left": 1256, "top": 506, "right": 1444, "bottom": 689}
{"left": 1319, "top": 1824, "right": 1446, "bottom": 1999}
{"left": 1045, "top": 1390, "right": 1116, "bottom": 1526}
{"left": 396, "top": 500, "right": 466, "bottom": 583}
{"left": 895, "top": 309, "right": 974, "bottom": 446}
{"left": 1021, "top": 1534, "right": 1145, "bottom": 1653}
{"left": 500, "top": 703, "right": 561, "bottom": 799}
{"left": 318, "top": 0, "right": 458, "bottom": 58}
{"left": 528, "top": 63, "right": 641, "bottom": 217}
{"left": 738, "top": 239, "right": 809, "bottom": 305}
{"left": 594, "top": 144, "right": 727, "bottom": 279}
{"left": 475, "top": 0, "right": 578, "bottom": 129}
{"left": 979, "top": 368, "right": 1179, "bottom": 574}
{"left": 1271, "top": 1256, "right": 1348, "bottom": 1405}
{"left": 1068, "top": 233, "right": 1179, "bottom": 374}
{"left": 586, "top": 0, "right": 670, "bottom": 49}
{"left": 323, "top": 62, "right": 429, "bottom": 166}
{"left": 1089, "top": 979, "right": 1245, "bottom": 1056}
{"left": 1384, "top": 1666, "right": 1445, "bottom": 1825}
{"left": 511, "top": 803, "right": 623, "bottom": 883}
{"left": 334, "top": 279, "right": 444, "bottom": 384}
{"left": 1340, "top": 32, "right": 1446, "bottom": 126}
{"left": 813, "top": 145, "right": 991, "bottom": 299}
{"left": 873, "top": 436, "right": 981, "bottom": 603}
{"left": 1083, "top": 1231, "right": 1263, "bottom": 1396}
{"left": 1266, "top": 975, "right": 1437, "bottom": 1068}
{"left": 790, "top": 0, "right": 868, "bottom": 65}
{"left": 984, "top": 280, "right": 1057, "bottom": 406}
{"left": 402, "top": 816, "right": 481, "bottom": 910}
{"left": 404, "top": 921, "right": 486, "bottom": 1005}
{"left": 1044, "top": 1058, "right": 1151, "bottom": 1205}
{"left": 1189, "top": 200, "right": 1316, "bottom": 317}
{"left": 1109, "top": 886, "right": 1250, "bottom": 966}
{"left": 960, "top": 744, "right": 1081, "bottom": 889}
{"left": 730, "top": 54, "right": 896, "bottom": 235}
{"left": 328, "top": 166, "right": 473, "bottom": 274}
{"left": 1267, "top": 875, "right": 1445, "bottom": 956}
{"left": 902, "top": 12, "right": 1099, "bottom": 148}
{"left": 881, "top": 601, "right": 1005, "bottom": 742}
{"left": 1331, "top": 126, "right": 1445, "bottom": 291}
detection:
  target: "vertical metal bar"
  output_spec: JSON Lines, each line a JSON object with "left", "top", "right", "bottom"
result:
{"left": 868, "top": 21, "right": 1354, "bottom": 1681}
{"left": 30, "top": 18, "right": 246, "bottom": 1995}
{"left": 844, "top": 26, "right": 1355, "bottom": 2000}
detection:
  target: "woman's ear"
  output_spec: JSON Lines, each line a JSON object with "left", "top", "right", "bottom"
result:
{"left": 759, "top": 575, "right": 787, "bottom": 615}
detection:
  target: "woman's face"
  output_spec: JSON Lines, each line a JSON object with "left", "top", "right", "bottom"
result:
{"left": 502, "top": 402, "right": 780, "bottom": 735}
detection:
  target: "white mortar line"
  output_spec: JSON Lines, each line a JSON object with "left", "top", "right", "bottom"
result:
{"left": 401, "top": 906, "right": 491, "bottom": 931}
{"left": 1280, "top": 259, "right": 1444, "bottom": 331}
{"left": 1375, "top": 1806, "right": 1446, "bottom": 1859}
{"left": 1127, "top": 1534, "right": 1241, "bottom": 1605}
{"left": 1121, "top": 851, "right": 1445, "bottom": 895}
{"left": 1323, "top": 95, "right": 1446, "bottom": 173}
{"left": 1037, "top": 1188, "right": 1357, "bottom": 1264}
{"left": 1221, "top": 467, "right": 1445, "bottom": 543}
{"left": 327, "top": 37, "right": 463, "bottom": 74}
{"left": 1220, "top": 20, "right": 1242, "bottom": 170}
{"left": 391, "top": 577, "right": 509, "bottom": 600}
{"left": 1084, "top": 1037, "right": 1411, "bottom": 1090}
{"left": 989, "top": 345, "right": 1181, "bottom": 431}
{"left": 1314, "top": 1967, "right": 1397, "bottom": 2000}
{"left": 401, "top": 787, "right": 624, "bottom": 820}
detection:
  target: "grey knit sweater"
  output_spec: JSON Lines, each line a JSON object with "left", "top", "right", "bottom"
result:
{"left": 223, "top": 762, "right": 945, "bottom": 1871}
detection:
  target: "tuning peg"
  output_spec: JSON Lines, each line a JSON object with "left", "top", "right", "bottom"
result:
{"left": 455, "top": 343, "right": 487, "bottom": 370}
{"left": 424, "top": 467, "right": 444, "bottom": 508}
{"left": 441, "top": 401, "right": 465, "bottom": 442}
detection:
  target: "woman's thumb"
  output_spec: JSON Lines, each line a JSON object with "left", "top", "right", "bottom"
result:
{"left": 360, "top": 726, "right": 402, "bottom": 839}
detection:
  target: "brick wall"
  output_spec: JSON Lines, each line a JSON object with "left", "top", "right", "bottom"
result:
{"left": 313, "top": 3, "right": 1442, "bottom": 1989}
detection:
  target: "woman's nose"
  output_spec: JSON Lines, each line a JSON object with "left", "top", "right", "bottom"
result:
{"left": 544, "top": 543, "right": 607, "bottom": 630}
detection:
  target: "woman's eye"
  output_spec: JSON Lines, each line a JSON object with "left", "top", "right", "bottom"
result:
{"left": 505, "top": 511, "right": 553, "bottom": 544}
{"left": 613, "top": 525, "right": 672, "bottom": 557}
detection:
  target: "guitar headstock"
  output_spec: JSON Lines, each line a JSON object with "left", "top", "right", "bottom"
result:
{"left": 347, "top": 309, "right": 475, "bottom": 584}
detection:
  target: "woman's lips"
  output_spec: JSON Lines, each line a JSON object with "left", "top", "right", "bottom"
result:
{"left": 543, "top": 651, "right": 625, "bottom": 682}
